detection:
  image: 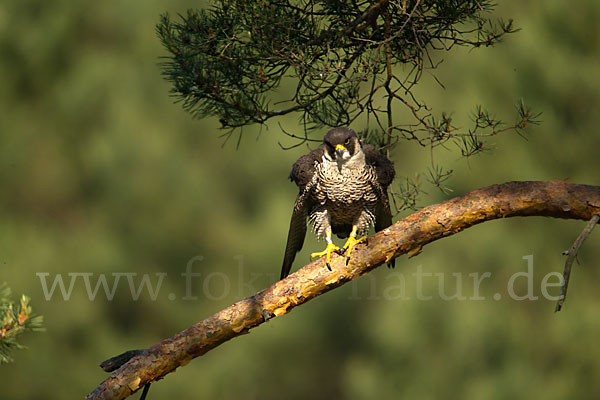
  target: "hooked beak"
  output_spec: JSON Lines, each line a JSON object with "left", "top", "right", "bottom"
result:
{"left": 335, "top": 144, "right": 346, "bottom": 159}
{"left": 335, "top": 144, "right": 347, "bottom": 173}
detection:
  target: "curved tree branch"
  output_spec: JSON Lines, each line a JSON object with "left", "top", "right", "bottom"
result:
{"left": 87, "top": 181, "right": 600, "bottom": 400}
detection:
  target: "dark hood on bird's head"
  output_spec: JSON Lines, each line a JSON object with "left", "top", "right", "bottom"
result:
{"left": 323, "top": 127, "right": 359, "bottom": 159}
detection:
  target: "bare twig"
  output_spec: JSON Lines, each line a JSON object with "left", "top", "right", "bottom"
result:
{"left": 555, "top": 213, "right": 600, "bottom": 312}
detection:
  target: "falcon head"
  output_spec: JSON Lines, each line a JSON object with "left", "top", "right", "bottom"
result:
{"left": 323, "top": 127, "right": 362, "bottom": 172}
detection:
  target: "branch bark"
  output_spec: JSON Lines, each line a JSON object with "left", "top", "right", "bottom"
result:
{"left": 87, "top": 181, "right": 600, "bottom": 400}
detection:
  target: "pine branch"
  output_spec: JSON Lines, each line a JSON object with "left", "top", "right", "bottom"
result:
{"left": 156, "top": 0, "right": 535, "bottom": 208}
{"left": 87, "top": 181, "right": 600, "bottom": 400}
{"left": 156, "top": 0, "right": 519, "bottom": 137}
{"left": 0, "top": 283, "right": 44, "bottom": 363}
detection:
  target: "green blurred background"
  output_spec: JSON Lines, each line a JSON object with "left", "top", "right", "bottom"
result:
{"left": 1, "top": 1, "right": 599, "bottom": 398}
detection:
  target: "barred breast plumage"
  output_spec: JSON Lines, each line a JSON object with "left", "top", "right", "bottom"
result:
{"left": 310, "top": 157, "right": 377, "bottom": 239}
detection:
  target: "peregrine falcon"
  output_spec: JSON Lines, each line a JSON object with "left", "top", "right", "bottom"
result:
{"left": 280, "top": 127, "right": 395, "bottom": 279}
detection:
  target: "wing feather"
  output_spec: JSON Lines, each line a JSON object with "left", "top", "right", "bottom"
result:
{"left": 280, "top": 148, "right": 323, "bottom": 279}
{"left": 362, "top": 144, "right": 395, "bottom": 188}
{"left": 363, "top": 144, "right": 396, "bottom": 268}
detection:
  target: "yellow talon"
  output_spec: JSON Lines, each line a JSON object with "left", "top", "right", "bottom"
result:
{"left": 311, "top": 243, "right": 340, "bottom": 270}
{"left": 342, "top": 235, "right": 365, "bottom": 263}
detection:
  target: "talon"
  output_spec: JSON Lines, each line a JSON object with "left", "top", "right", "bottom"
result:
{"left": 311, "top": 243, "right": 340, "bottom": 268}
{"left": 342, "top": 235, "right": 366, "bottom": 265}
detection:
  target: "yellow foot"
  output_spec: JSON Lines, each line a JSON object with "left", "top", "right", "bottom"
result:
{"left": 341, "top": 236, "right": 366, "bottom": 265}
{"left": 311, "top": 243, "right": 340, "bottom": 270}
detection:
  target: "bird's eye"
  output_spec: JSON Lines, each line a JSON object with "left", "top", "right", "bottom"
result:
{"left": 344, "top": 138, "right": 350, "bottom": 145}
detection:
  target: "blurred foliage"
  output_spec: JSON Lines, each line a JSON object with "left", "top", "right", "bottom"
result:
{"left": 0, "top": 0, "right": 599, "bottom": 399}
